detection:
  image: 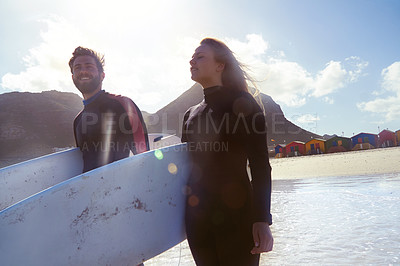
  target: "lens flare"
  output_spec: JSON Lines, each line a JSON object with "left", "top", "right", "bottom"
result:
{"left": 168, "top": 163, "right": 178, "bottom": 174}
{"left": 154, "top": 149, "right": 163, "bottom": 160}
{"left": 188, "top": 195, "right": 199, "bottom": 207}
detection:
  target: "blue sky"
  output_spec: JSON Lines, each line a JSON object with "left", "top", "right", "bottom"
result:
{"left": 1, "top": 0, "right": 399, "bottom": 137}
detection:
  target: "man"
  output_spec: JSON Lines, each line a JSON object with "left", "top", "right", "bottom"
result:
{"left": 69, "top": 46, "right": 149, "bottom": 173}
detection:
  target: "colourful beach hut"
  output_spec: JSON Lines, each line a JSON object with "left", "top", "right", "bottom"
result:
{"left": 274, "top": 144, "right": 286, "bottom": 158}
{"left": 396, "top": 130, "right": 400, "bottom": 146}
{"left": 351, "top": 132, "right": 377, "bottom": 150}
{"left": 285, "top": 141, "right": 305, "bottom": 157}
{"left": 325, "top": 136, "right": 351, "bottom": 153}
{"left": 305, "top": 138, "right": 326, "bottom": 155}
{"left": 378, "top": 129, "right": 396, "bottom": 148}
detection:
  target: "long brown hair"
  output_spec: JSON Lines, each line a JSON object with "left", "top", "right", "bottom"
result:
{"left": 200, "top": 38, "right": 252, "bottom": 93}
{"left": 200, "top": 38, "right": 265, "bottom": 111}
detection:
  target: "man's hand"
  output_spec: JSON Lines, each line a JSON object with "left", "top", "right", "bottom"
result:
{"left": 251, "top": 222, "right": 273, "bottom": 254}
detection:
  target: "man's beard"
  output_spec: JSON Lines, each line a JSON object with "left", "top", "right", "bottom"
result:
{"left": 73, "top": 75, "right": 102, "bottom": 94}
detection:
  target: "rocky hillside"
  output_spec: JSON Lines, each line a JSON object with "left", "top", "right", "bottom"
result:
{"left": 0, "top": 90, "right": 83, "bottom": 165}
{"left": 143, "top": 83, "right": 320, "bottom": 146}
{"left": 1, "top": 86, "right": 320, "bottom": 166}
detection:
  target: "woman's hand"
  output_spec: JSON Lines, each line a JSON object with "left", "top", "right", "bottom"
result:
{"left": 251, "top": 222, "right": 273, "bottom": 254}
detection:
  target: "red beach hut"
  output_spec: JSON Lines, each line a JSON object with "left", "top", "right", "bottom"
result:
{"left": 285, "top": 141, "right": 305, "bottom": 157}
{"left": 378, "top": 129, "right": 396, "bottom": 148}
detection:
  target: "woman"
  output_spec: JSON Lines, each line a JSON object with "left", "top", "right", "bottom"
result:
{"left": 181, "top": 38, "right": 273, "bottom": 266}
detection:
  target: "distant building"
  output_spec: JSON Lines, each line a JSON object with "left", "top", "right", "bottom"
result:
{"left": 378, "top": 129, "right": 397, "bottom": 148}
{"left": 274, "top": 144, "right": 287, "bottom": 158}
{"left": 285, "top": 141, "right": 306, "bottom": 157}
{"left": 305, "top": 138, "right": 326, "bottom": 155}
{"left": 351, "top": 132, "right": 378, "bottom": 150}
{"left": 396, "top": 130, "right": 400, "bottom": 146}
{"left": 325, "top": 136, "right": 352, "bottom": 153}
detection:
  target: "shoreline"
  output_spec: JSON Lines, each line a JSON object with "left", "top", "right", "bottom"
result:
{"left": 270, "top": 146, "right": 400, "bottom": 179}
{"left": 2, "top": 147, "right": 400, "bottom": 180}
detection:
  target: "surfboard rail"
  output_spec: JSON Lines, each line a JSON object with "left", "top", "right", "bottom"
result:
{"left": 0, "top": 148, "right": 83, "bottom": 211}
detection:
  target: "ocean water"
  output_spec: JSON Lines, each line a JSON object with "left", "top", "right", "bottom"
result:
{"left": 146, "top": 173, "right": 400, "bottom": 265}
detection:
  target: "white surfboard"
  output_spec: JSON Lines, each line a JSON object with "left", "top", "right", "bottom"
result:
{"left": 0, "top": 134, "right": 180, "bottom": 211}
{"left": 0, "top": 143, "right": 190, "bottom": 265}
{"left": 0, "top": 148, "right": 83, "bottom": 211}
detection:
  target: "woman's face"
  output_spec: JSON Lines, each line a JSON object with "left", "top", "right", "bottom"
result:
{"left": 190, "top": 44, "right": 223, "bottom": 87}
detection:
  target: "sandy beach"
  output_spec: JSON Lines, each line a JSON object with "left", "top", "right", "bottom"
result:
{"left": 147, "top": 146, "right": 400, "bottom": 265}
{"left": 270, "top": 146, "right": 400, "bottom": 179}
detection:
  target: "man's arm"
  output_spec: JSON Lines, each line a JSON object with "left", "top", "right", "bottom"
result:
{"left": 119, "top": 97, "right": 149, "bottom": 154}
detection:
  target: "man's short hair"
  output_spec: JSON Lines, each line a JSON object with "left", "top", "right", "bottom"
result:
{"left": 68, "top": 46, "right": 105, "bottom": 74}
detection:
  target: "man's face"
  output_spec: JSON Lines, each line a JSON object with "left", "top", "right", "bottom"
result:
{"left": 72, "top": 55, "right": 104, "bottom": 95}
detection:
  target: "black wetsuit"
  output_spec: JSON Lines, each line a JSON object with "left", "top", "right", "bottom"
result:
{"left": 181, "top": 86, "right": 272, "bottom": 266}
{"left": 74, "top": 90, "right": 149, "bottom": 173}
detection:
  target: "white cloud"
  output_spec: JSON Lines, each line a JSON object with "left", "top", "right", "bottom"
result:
{"left": 256, "top": 59, "right": 313, "bottom": 107}
{"left": 382, "top": 61, "right": 400, "bottom": 94}
{"left": 253, "top": 57, "right": 363, "bottom": 107}
{"left": 0, "top": 15, "right": 196, "bottom": 112}
{"left": 286, "top": 113, "right": 320, "bottom": 132}
{"left": 322, "top": 96, "right": 335, "bottom": 104}
{"left": 1, "top": 15, "right": 92, "bottom": 93}
{"left": 357, "top": 62, "right": 400, "bottom": 121}
{"left": 223, "top": 38, "right": 366, "bottom": 107}
{"left": 312, "top": 61, "right": 347, "bottom": 97}
{"left": 227, "top": 34, "right": 269, "bottom": 63}
{"left": 0, "top": 11, "right": 367, "bottom": 113}
{"left": 344, "top": 56, "right": 369, "bottom": 82}
{"left": 295, "top": 113, "right": 320, "bottom": 124}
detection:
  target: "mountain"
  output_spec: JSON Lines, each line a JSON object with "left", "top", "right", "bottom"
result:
{"left": 0, "top": 90, "right": 83, "bottom": 166}
{"left": 143, "top": 83, "right": 320, "bottom": 146}
{"left": 322, "top": 134, "right": 337, "bottom": 140}
{"left": 0, "top": 86, "right": 320, "bottom": 167}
